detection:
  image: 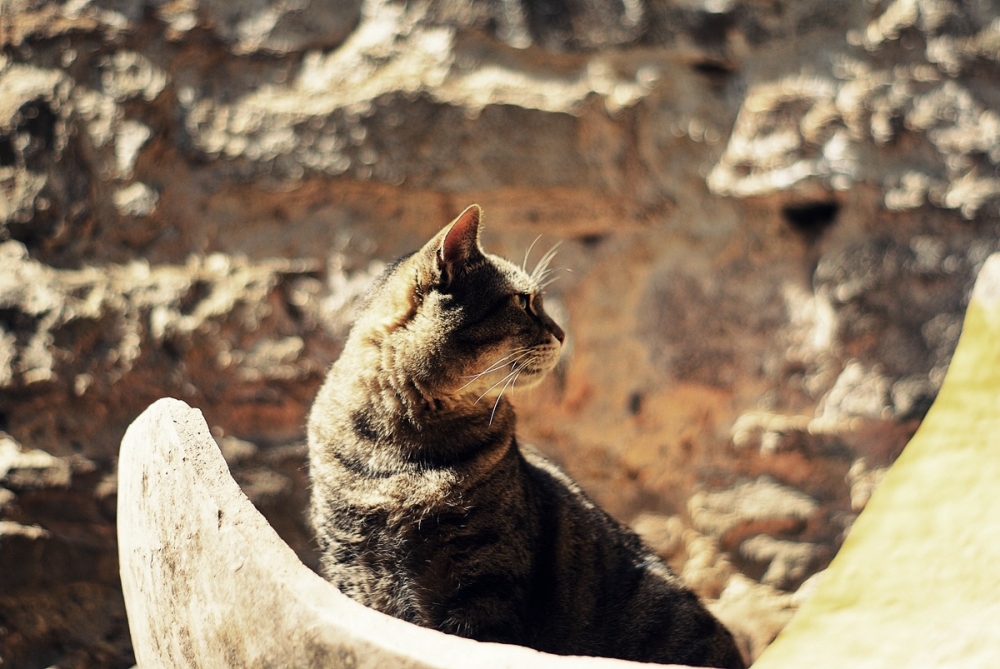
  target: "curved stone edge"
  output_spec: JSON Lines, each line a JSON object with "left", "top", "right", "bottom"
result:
{"left": 118, "top": 397, "right": 688, "bottom": 669}
{"left": 752, "top": 253, "right": 1000, "bottom": 669}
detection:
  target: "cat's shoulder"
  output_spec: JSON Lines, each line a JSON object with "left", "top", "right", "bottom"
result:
{"left": 518, "top": 442, "right": 568, "bottom": 481}
{"left": 517, "top": 441, "right": 599, "bottom": 509}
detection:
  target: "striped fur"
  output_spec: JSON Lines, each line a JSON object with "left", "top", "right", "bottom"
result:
{"left": 308, "top": 206, "right": 745, "bottom": 668}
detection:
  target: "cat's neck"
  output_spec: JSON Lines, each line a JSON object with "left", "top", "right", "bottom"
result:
{"left": 366, "top": 371, "right": 516, "bottom": 440}
{"left": 330, "top": 342, "right": 515, "bottom": 456}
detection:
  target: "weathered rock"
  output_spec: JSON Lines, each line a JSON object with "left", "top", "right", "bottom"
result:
{"left": 707, "top": 574, "right": 798, "bottom": 664}
{"left": 845, "top": 457, "right": 888, "bottom": 512}
{"left": 754, "top": 253, "right": 1000, "bottom": 667}
{"left": 631, "top": 512, "right": 686, "bottom": 559}
{"left": 679, "top": 529, "right": 734, "bottom": 600}
{"left": 1, "top": 431, "right": 71, "bottom": 489}
{"left": 739, "top": 535, "right": 823, "bottom": 590}
{"left": 689, "top": 476, "right": 819, "bottom": 548}
{"left": 197, "top": 0, "right": 364, "bottom": 55}
{"left": 0, "top": 438, "right": 125, "bottom": 668}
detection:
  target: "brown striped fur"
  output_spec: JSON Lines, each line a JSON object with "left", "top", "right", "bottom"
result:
{"left": 308, "top": 205, "right": 745, "bottom": 668}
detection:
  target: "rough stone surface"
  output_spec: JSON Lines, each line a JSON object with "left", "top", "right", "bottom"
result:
{"left": 118, "top": 398, "right": 685, "bottom": 669}
{"left": 707, "top": 574, "right": 798, "bottom": 664}
{"left": 3, "top": 0, "right": 1000, "bottom": 665}
{"left": 753, "top": 254, "right": 1000, "bottom": 668}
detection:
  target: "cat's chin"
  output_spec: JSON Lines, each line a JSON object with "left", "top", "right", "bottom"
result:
{"left": 451, "top": 363, "right": 555, "bottom": 403}
{"left": 505, "top": 368, "right": 550, "bottom": 391}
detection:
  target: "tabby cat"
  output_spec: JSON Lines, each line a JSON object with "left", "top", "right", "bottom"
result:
{"left": 308, "top": 205, "right": 745, "bottom": 668}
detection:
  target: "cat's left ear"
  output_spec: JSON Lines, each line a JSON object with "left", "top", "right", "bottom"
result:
{"left": 437, "top": 204, "right": 483, "bottom": 287}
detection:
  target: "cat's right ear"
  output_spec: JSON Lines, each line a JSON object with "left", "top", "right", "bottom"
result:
{"left": 436, "top": 204, "right": 482, "bottom": 288}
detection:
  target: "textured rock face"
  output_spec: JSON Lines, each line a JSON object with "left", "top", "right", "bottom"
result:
{"left": 752, "top": 253, "right": 1000, "bottom": 668}
{"left": 1, "top": 0, "right": 999, "bottom": 666}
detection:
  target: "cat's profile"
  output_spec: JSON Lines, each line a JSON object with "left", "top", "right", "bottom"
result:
{"left": 308, "top": 205, "right": 745, "bottom": 668}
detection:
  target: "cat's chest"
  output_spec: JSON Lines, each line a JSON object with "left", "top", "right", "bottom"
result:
{"left": 321, "top": 452, "right": 466, "bottom": 514}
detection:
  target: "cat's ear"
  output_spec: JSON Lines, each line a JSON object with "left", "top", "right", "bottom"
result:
{"left": 436, "top": 204, "right": 483, "bottom": 287}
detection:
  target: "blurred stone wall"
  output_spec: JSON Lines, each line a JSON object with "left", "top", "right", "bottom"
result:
{"left": 2, "top": 0, "right": 999, "bottom": 666}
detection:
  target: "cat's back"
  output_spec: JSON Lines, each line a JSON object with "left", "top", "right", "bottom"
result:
{"left": 519, "top": 445, "right": 745, "bottom": 669}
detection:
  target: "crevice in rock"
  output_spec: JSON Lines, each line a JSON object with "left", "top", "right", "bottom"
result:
{"left": 782, "top": 201, "right": 840, "bottom": 243}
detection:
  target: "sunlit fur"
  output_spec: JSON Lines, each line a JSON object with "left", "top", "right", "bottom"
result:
{"left": 308, "top": 206, "right": 745, "bottom": 668}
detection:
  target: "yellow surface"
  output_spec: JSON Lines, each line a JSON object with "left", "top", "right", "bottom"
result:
{"left": 753, "top": 256, "right": 1000, "bottom": 669}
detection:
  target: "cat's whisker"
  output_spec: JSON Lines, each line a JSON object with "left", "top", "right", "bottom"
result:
{"left": 474, "top": 367, "right": 522, "bottom": 404}
{"left": 536, "top": 257, "right": 568, "bottom": 285}
{"left": 458, "top": 357, "right": 514, "bottom": 385}
{"left": 489, "top": 385, "right": 504, "bottom": 424}
{"left": 509, "top": 370, "right": 521, "bottom": 402}
{"left": 457, "top": 348, "right": 532, "bottom": 391}
{"left": 537, "top": 275, "right": 562, "bottom": 291}
{"left": 459, "top": 348, "right": 530, "bottom": 380}
{"left": 461, "top": 364, "right": 515, "bottom": 396}
{"left": 530, "top": 242, "right": 561, "bottom": 285}
{"left": 475, "top": 365, "right": 521, "bottom": 405}
{"left": 522, "top": 235, "right": 542, "bottom": 273}
{"left": 489, "top": 370, "right": 520, "bottom": 426}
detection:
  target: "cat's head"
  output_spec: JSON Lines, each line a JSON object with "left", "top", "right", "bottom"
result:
{"left": 354, "top": 205, "right": 565, "bottom": 403}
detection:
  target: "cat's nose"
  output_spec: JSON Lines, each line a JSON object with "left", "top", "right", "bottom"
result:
{"left": 550, "top": 323, "right": 565, "bottom": 345}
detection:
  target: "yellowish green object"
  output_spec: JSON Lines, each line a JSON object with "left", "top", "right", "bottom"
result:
{"left": 753, "top": 254, "right": 1000, "bottom": 669}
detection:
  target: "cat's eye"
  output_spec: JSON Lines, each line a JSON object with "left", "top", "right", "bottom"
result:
{"left": 514, "top": 293, "right": 531, "bottom": 311}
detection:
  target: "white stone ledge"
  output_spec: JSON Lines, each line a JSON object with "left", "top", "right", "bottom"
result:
{"left": 118, "top": 397, "right": 686, "bottom": 669}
